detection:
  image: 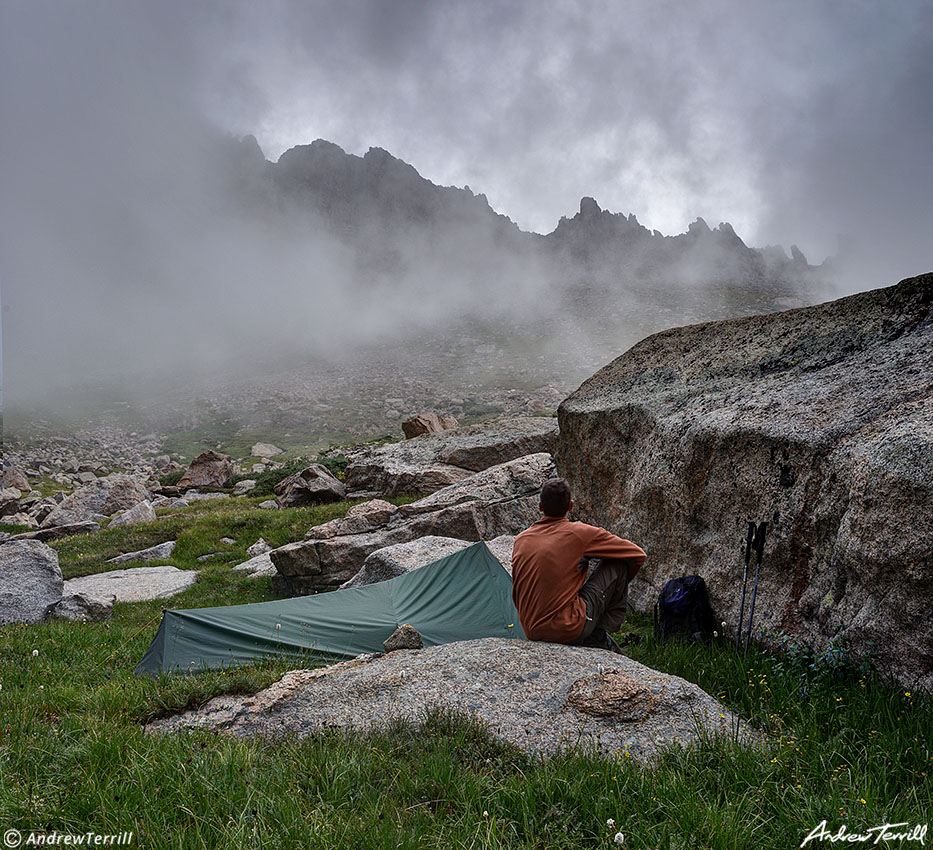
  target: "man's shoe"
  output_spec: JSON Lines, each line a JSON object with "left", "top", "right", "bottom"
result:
{"left": 578, "top": 628, "right": 625, "bottom": 654}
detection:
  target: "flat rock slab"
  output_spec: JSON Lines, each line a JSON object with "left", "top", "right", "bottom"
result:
{"left": 65, "top": 566, "right": 198, "bottom": 603}
{"left": 232, "top": 552, "right": 276, "bottom": 578}
{"left": 107, "top": 541, "right": 177, "bottom": 565}
{"left": 148, "top": 637, "right": 752, "bottom": 760}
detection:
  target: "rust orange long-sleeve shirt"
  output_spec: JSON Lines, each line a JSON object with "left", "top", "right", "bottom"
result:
{"left": 511, "top": 515, "right": 647, "bottom": 642}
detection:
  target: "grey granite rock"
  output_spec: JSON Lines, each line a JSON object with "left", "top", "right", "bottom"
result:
{"left": 274, "top": 464, "right": 346, "bottom": 507}
{"left": 0, "top": 539, "right": 63, "bottom": 624}
{"left": 108, "top": 499, "right": 157, "bottom": 528}
{"left": 7, "top": 521, "right": 100, "bottom": 542}
{"left": 233, "top": 479, "right": 258, "bottom": 496}
{"left": 147, "top": 637, "right": 753, "bottom": 760}
{"left": 558, "top": 273, "right": 933, "bottom": 690}
{"left": 64, "top": 566, "right": 198, "bottom": 603}
{"left": 50, "top": 592, "right": 115, "bottom": 622}
{"left": 232, "top": 552, "right": 277, "bottom": 578}
{"left": 107, "top": 541, "right": 177, "bottom": 565}
{"left": 246, "top": 538, "right": 272, "bottom": 558}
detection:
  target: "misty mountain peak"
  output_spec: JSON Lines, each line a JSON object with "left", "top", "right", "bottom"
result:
{"left": 688, "top": 217, "right": 712, "bottom": 235}
{"left": 580, "top": 196, "right": 602, "bottom": 219}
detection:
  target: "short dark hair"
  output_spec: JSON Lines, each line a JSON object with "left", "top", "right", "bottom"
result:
{"left": 540, "top": 478, "right": 572, "bottom": 517}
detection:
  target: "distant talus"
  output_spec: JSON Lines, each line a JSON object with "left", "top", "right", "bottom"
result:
{"left": 558, "top": 273, "right": 933, "bottom": 690}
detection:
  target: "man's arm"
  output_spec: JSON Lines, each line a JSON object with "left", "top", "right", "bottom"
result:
{"left": 582, "top": 526, "right": 647, "bottom": 579}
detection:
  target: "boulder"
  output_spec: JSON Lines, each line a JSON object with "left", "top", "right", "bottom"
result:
{"left": 232, "top": 552, "right": 277, "bottom": 578}
{"left": 177, "top": 451, "right": 234, "bottom": 490}
{"left": 344, "top": 417, "right": 559, "bottom": 496}
{"left": 106, "top": 540, "right": 177, "bottom": 565}
{"left": 0, "top": 489, "right": 21, "bottom": 518}
{"left": 274, "top": 464, "right": 346, "bottom": 507}
{"left": 2, "top": 465, "right": 30, "bottom": 492}
{"left": 7, "top": 521, "right": 100, "bottom": 542}
{"left": 50, "top": 592, "right": 115, "bottom": 622}
{"left": 233, "top": 479, "right": 257, "bottom": 496}
{"left": 0, "top": 539, "right": 63, "bottom": 624}
{"left": 251, "top": 443, "right": 283, "bottom": 458}
{"left": 341, "top": 534, "right": 515, "bottom": 589}
{"left": 402, "top": 413, "right": 458, "bottom": 439}
{"left": 246, "top": 538, "right": 273, "bottom": 557}
{"left": 557, "top": 273, "right": 933, "bottom": 690}
{"left": 108, "top": 500, "right": 157, "bottom": 528}
{"left": 271, "top": 453, "right": 554, "bottom": 595}
{"left": 4, "top": 513, "right": 38, "bottom": 529}
{"left": 147, "top": 637, "right": 751, "bottom": 759}
{"left": 64, "top": 566, "right": 198, "bottom": 603}
{"left": 40, "top": 474, "right": 151, "bottom": 528}
{"left": 382, "top": 624, "right": 423, "bottom": 651}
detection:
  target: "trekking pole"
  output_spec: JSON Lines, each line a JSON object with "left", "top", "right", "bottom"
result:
{"left": 743, "top": 522, "right": 768, "bottom": 655}
{"left": 735, "top": 521, "right": 756, "bottom": 651}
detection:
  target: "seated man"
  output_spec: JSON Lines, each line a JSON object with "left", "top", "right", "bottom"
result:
{"left": 511, "top": 478, "right": 646, "bottom": 652}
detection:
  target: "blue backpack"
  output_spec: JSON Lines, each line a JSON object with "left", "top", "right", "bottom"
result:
{"left": 653, "top": 575, "right": 716, "bottom": 643}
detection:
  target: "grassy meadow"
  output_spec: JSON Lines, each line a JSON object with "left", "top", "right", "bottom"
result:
{"left": 0, "top": 496, "right": 930, "bottom": 849}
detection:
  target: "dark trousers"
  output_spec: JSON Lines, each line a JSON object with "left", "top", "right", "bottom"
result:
{"left": 573, "top": 558, "right": 634, "bottom": 642}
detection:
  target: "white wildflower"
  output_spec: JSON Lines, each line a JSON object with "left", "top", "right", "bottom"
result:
{"left": 482, "top": 810, "right": 489, "bottom": 818}
{"left": 607, "top": 818, "right": 615, "bottom": 827}
{"left": 275, "top": 623, "right": 281, "bottom": 630}
{"left": 713, "top": 630, "right": 719, "bottom": 638}
{"left": 614, "top": 832, "right": 625, "bottom": 845}
{"left": 721, "top": 621, "right": 727, "bottom": 629}
{"left": 32, "top": 649, "right": 39, "bottom": 657}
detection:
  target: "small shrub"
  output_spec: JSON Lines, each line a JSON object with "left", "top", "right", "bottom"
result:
{"left": 249, "top": 459, "right": 310, "bottom": 497}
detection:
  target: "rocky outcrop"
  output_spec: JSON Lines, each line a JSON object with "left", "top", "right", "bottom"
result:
{"left": 40, "top": 474, "right": 151, "bottom": 527}
{"left": 343, "top": 417, "right": 558, "bottom": 496}
{"left": 251, "top": 443, "right": 282, "bottom": 458}
{"left": 271, "top": 453, "right": 554, "bottom": 595}
{"left": 177, "top": 450, "right": 234, "bottom": 490}
{"left": 402, "top": 413, "right": 458, "bottom": 439}
{"left": 147, "top": 637, "right": 751, "bottom": 759}
{"left": 557, "top": 274, "right": 933, "bottom": 689}
{"left": 273, "top": 464, "right": 346, "bottom": 507}
{"left": 0, "top": 540, "right": 64, "bottom": 624}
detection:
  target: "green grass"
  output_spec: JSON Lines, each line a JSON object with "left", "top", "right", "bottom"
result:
{"left": 1, "top": 501, "right": 930, "bottom": 848}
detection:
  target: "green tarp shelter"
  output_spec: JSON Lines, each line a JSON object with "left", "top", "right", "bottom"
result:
{"left": 135, "top": 541, "right": 525, "bottom": 675}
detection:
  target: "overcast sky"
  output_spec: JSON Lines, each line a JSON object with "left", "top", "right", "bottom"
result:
{"left": 1, "top": 0, "right": 931, "bottom": 408}
{"left": 4, "top": 1, "right": 931, "bottom": 268}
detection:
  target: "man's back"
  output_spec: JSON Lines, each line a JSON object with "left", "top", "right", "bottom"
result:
{"left": 511, "top": 516, "right": 646, "bottom": 642}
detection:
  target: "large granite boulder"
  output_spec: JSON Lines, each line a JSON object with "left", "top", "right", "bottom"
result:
{"left": 177, "top": 450, "right": 234, "bottom": 490}
{"left": 274, "top": 464, "right": 346, "bottom": 507}
{"left": 0, "top": 539, "right": 64, "bottom": 624}
{"left": 344, "top": 417, "right": 559, "bottom": 496}
{"left": 40, "top": 474, "right": 151, "bottom": 528}
{"left": 271, "top": 453, "right": 554, "bottom": 595}
{"left": 557, "top": 273, "right": 933, "bottom": 689}
{"left": 147, "top": 637, "right": 751, "bottom": 759}
{"left": 340, "top": 534, "right": 516, "bottom": 589}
